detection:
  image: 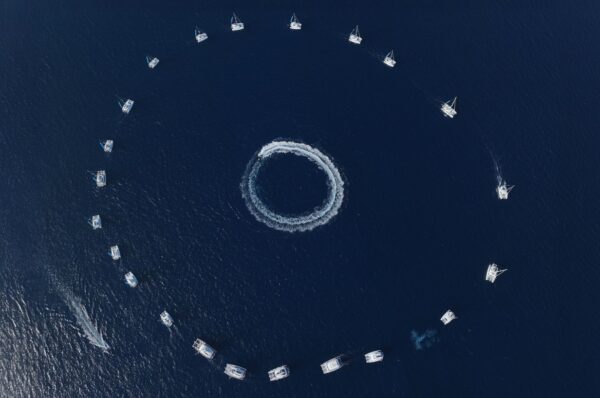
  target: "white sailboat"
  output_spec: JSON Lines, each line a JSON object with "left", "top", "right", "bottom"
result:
{"left": 193, "top": 339, "right": 216, "bottom": 359}
{"left": 364, "top": 350, "right": 384, "bottom": 363}
{"left": 195, "top": 27, "right": 208, "bottom": 43}
{"left": 383, "top": 50, "right": 396, "bottom": 68}
{"left": 124, "top": 272, "right": 138, "bottom": 287}
{"left": 348, "top": 25, "right": 362, "bottom": 44}
{"left": 441, "top": 97, "right": 457, "bottom": 118}
{"left": 231, "top": 13, "right": 244, "bottom": 31}
{"left": 89, "top": 215, "right": 102, "bottom": 230}
{"left": 100, "top": 140, "right": 113, "bottom": 153}
{"left": 119, "top": 99, "right": 134, "bottom": 114}
{"left": 224, "top": 364, "right": 247, "bottom": 380}
{"left": 268, "top": 365, "right": 290, "bottom": 381}
{"left": 146, "top": 56, "right": 160, "bottom": 69}
{"left": 440, "top": 310, "right": 457, "bottom": 325}
{"left": 485, "top": 263, "right": 507, "bottom": 283}
{"left": 160, "top": 311, "right": 173, "bottom": 327}
{"left": 109, "top": 245, "right": 121, "bottom": 260}
{"left": 320, "top": 356, "right": 343, "bottom": 374}
{"left": 289, "top": 13, "right": 302, "bottom": 30}
{"left": 95, "top": 170, "right": 106, "bottom": 187}
{"left": 496, "top": 181, "right": 514, "bottom": 200}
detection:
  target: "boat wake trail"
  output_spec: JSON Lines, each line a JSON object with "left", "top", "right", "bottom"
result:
{"left": 241, "top": 140, "right": 345, "bottom": 232}
{"left": 485, "top": 143, "right": 503, "bottom": 185}
{"left": 61, "top": 288, "right": 110, "bottom": 352}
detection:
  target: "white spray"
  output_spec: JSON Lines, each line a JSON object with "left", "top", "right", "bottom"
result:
{"left": 241, "top": 140, "right": 345, "bottom": 232}
{"left": 48, "top": 269, "right": 110, "bottom": 352}
{"left": 61, "top": 290, "right": 110, "bottom": 352}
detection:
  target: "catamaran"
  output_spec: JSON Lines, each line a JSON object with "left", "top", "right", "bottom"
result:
{"left": 440, "top": 310, "right": 457, "bottom": 325}
{"left": 364, "top": 350, "right": 384, "bottom": 363}
{"left": 195, "top": 27, "right": 208, "bottom": 43}
{"left": 109, "top": 245, "right": 121, "bottom": 260}
{"left": 320, "top": 356, "right": 343, "bottom": 374}
{"left": 89, "top": 215, "right": 102, "bottom": 230}
{"left": 193, "top": 339, "right": 216, "bottom": 359}
{"left": 485, "top": 263, "right": 507, "bottom": 283}
{"left": 383, "top": 50, "right": 396, "bottom": 67}
{"left": 146, "top": 56, "right": 160, "bottom": 69}
{"left": 124, "top": 272, "right": 138, "bottom": 287}
{"left": 496, "top": 181, "right": 514, "bottom": 200}
{"left": 348, "top": 25, "right": 362, "bottom": 44}
{"left": 119, "top": 99, "right": 134, "bottom": 114}
{"left": 268, "top": 365, "right": 290, "bottom": 381}
{"left": 441, "top": 97, "right": 457, "bottom": 118}
{"left": 95, "top": 170, "right": 106, "bottom": 187}
{"left": 224, "top": 364, "right": 247, "bottom": 380}
{"left": 231, "top": 13, "right": 244, "bottom": 31}
{"left": 100, "top": 140, "right": 113, "bottom": 153}
{"left": 289, "top": 13, "right": 302, "bottom": 30}
{"left": 160, "top": 311, "right": 173, "bottom": 327}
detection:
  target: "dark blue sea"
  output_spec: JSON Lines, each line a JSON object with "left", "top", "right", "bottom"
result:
{"left": 1, "top": 0, "right": 599, "bottom": 396}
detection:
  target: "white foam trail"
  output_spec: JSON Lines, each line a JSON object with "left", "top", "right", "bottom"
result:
{"left": 45, "top": 264, "right": 110, "bottom": 352}
{"left": 484, "top": 144, "right": 503, "bottom": 185}
{"left": 63, "top": 293, "right": 110, "bottom": 352}
{"left": 491, "top": 155, "right": 502, "bottom": 185}
{"left": 241, "top": 140, "right": 345, "bottom": 232}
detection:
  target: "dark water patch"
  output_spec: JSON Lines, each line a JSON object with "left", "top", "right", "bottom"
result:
{"left": 253, "top": 152, "right": 329, "bottom": 216}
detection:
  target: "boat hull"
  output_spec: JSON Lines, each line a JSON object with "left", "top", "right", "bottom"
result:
{"left": 348, "top": 35, "right": 362, "bottom": 45}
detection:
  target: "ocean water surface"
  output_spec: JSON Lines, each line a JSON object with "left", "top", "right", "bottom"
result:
{"left": 1, "top": 0, "right": 598, "bottom": 397}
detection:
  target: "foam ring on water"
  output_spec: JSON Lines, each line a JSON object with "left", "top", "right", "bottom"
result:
{"left": 241, "top": 140, "right": 344, "bottom": 232}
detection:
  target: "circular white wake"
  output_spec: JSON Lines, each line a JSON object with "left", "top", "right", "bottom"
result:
{"left": 241, "top": 140, "right": 345, "bottom": 232}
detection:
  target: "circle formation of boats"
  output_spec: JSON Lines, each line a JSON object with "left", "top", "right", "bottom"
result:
{"left": 241, "top": 140, "right": 345, "bottom": 233}
{"left": 82, "top": 11, "right": 514, "bottom": 387}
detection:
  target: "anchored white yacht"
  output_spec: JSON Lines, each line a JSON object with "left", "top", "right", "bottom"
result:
{"left": 289, "top": 13, "right": 302, "bottom": 30}
{"left": 95, "top": 170, "right": 106, "bottom": 187}
{"left": 146, "top": 56, "right": 160, "bottom": 69}
{"left": 496, "top": 181, "right": 514, "bottom": 200}
{"left": 193, "top": 338, "right": 216, "bottom": 359}
{"left": 383, "top": 50, "right": 396, "bottom": 67}
{"left": 231, "top": 13, "right": 244, "bottom": 31}
{"left": 120, "top": 99, "right": 134, "bottom": 114}
{"left": 101, "top": 140, "right": 113, "bottom": 153}
{"left": 160, "top": 311, "right": 173, "bottom": 327}
{"left": 364, "top": 350, "right": 384, "bottom": 363}
{"left": 268, "top": 365, "right": 290, "bottom": 381}
{"left": 89, "top": 215, "right": 102, "bottom": 230}
{"left": 348, "top": 25, "right": 362, "bottom": 44}
{"left": 124, "top": 272, "right": 138, "bottom": 287}
{"left": 224, "top": 364, "right": 247, "bottom": 380}
{"left": 109, "top": 245, "right": 121, "bottom": 260}
{"left": 485, "top": 263, "right": 507, "bottom": 283}
{"left": 320, "top": 356, "right": 343, "bottom": 374}
{"left": 440, "top": 310, "right": 457, "bottom": 325}
{"left": 195, "top": 27, "right": 208, "bottom": 43}
{"left": 441, "top": 97, "right": 457, "bottom": 118}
